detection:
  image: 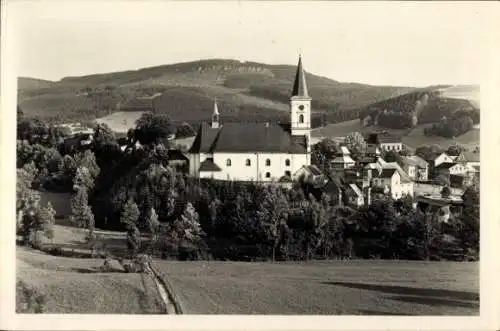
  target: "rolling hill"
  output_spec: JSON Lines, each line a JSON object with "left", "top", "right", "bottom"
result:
{"left": 17, "top": 59, "right": 413, "bottom": 125}
{"left": 359, "top": 85, "right": 480, "bottom": 129}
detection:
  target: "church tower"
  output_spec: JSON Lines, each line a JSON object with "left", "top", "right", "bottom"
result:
{"left": 290, "top": 55, "right": 311, "bottom": 147}
{"left": 211, "top": 98, "right": 220, "bottom": 129}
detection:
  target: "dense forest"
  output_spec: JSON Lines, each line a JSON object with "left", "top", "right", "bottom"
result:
{"left": 16, "top": 111, "right": 479, "bottom": 262}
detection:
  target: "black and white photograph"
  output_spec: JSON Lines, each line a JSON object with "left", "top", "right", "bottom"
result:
{"left": 1, "top": 0, "right": 499, "bottom": 329}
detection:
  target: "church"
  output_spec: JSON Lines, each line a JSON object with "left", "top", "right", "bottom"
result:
{"left": 188, "top": 56, "right": 313, "bottom": 182}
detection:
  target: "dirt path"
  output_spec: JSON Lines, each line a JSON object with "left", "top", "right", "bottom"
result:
{"left": 147, "top": 262, "right": 181, "bottom": 314}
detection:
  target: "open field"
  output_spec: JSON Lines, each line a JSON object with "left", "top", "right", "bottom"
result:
{"left": 16, "top": 223, "right": 479, "bottom": 315}
{"left": 17, "top": 247, "right": 163, "bottom": 314}
{"left": 156, "top": 259, "right": 479, "bottom": 315}
{"left": 96, "top": 111, "right": 146, "bottom": 133}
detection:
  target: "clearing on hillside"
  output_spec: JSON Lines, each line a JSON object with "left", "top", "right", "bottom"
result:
{"left": 96, "top": 111, "right": 146, "bottom": 133}
{"left": 311, "top": 119, "right": 480, "bottom": 150}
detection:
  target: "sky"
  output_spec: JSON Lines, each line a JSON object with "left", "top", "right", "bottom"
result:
{"left": 8, "top": 0, "right": 498, "bottom": 87}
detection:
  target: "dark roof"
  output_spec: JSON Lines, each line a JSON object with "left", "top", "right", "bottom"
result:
{"left": 291, "top": 56, "right": 309, "bottom": 98}
{"left": 435, "top": 162, "right": 457, "bottom": 170}
{"left": 358, "top": 156, "right": 377, "bottom": 164}
{"left": 189, "top": 122, "right": 307, "bottom": 154}
{"left": 378, "top": 134, "right": 402, "bottom": 144}
{"left": 306, "top": 165, "right": 323, "bottom": 176}
{"left": 379, "top": 168, "right": 397, "bottom": 178}
{"left": 366, "top": 133, "right": 380, "bottom": 145}
{"left": 199, "top": 159, "right": 222, "bottom": 172}
{"left": 456, "top": 151, "right": 480, "bottom": 163}
{"left": 188, "top": 123, "right": 221, "bottom": 153}
{"left": 167, "top": 149, "right": 188, "bottom": 161}
{"left": 400, "top": 155, "right": 428, "bottom": 168}
{"left": 365, "top": 132, "right": 402, "bottom": 144}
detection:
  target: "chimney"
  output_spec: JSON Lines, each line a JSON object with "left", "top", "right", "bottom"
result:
{"left": 364, "top": 186, "right": 372, "bottom": 206}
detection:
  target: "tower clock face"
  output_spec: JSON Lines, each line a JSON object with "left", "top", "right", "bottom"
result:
{"left": 298, "top": 105, "right": 305, "bottom": 110}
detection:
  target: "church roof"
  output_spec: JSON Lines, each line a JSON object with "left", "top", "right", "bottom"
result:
{"left": 199, "top": 159, "right": 222, "bottom": 172}
{"left": 189, "top": 122, "right": 308, "bottom": 154}
{"left": 291, "top": 56, "right": 309, "bottom": 98}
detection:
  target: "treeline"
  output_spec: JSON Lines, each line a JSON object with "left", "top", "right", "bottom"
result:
{"left": 424, "top": 112, "right": 475, "bottom": 138}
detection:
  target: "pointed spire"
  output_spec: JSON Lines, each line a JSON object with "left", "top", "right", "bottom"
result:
{"left": 291, "top": 55, "right": 309, "bottom": 98}
{"left": 211, "top": 98, "right": 220, "bottom": 129}
{"left": 213, "top": 98, "right": 219, "bottom": 115}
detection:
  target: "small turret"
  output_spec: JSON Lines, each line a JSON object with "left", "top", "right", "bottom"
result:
{"left": 211, "top": 98, "right": 220, "bottom": 129}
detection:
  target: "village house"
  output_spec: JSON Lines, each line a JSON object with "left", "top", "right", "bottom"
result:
{"left": 435, "top": 162, "right": 467, "bottom": 178}
{"left": 321, "top": 174, "right": 366, "bottom": 208}
{"left": 365, "top": 133, "right": 403, "bottom": 152}
{"left": 330, "top": 146, "right": 356, "bottom": 169}
{"left": 416, "top": 194, "right": 464, "bottom": 223}
{"left": 399, "top": 155, "right": 429, "bottom": 181}
{"left": 454, "top": 151, "right": 480, "bottom": 170}
{"left": 365, "top": 161, "right": 414, "bottom": 200}
{"left": 188, "top": 56, "right": 312, "bottom": 182}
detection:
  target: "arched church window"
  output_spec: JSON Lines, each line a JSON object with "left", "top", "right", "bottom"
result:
{"left": 246, "top": 159, "right": 251, "bottom": 166}
{"left": 266, "top": 159, "right": 271, "bottom": 166}
{"left": 226, "top": 159, "right": 231, "bottom": 166}
{"left": 285, "top": 159, "right": 291, "bottom": 166}
{"left": 299, "top": 114, "right": 304, "bottom": 124}
{"left": 265, "top": 172, "right": 271, "bottom": 178}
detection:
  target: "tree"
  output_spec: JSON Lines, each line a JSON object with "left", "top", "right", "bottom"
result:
{"left": 446, "top": 144, "right": 467, "bottom": 157}
{"left": 73, "top": 166, "right": 96, "bottom": 192}
{"left": 344, "top": 132, "right": 367, "bottom": 158}
{"left": 69, "top": 188, "right": 95, "bottom": 240}
{"left": 93, "top": 123, "right": 116, "bottom": 147}
{"left": 441, "top": 186, "right": 451, "bottom": 199}
{"left": 134, "top": 113, "right": 173, "bottom": 145}
{"left": 146, "top": 207, "right": 160, "bottom": 254}
{"left": 121, "top": 199, "right": 141, "bottom": 257}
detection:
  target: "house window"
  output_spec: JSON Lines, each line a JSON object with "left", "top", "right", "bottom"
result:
{"left": 265, "top": 172, "right": 271, "bottom": 178}
{"left": 285, "top": 159, "right": 290, "bottom": 166}
{"left": 246, "top": 159, "right": 251, "bottom": 166}
{"left": 299, "top": 114, "right": 304, "bottom": 124}
{"left": 226, "top": 159, "right": 231, "bottom": 166}
{"left": 266, "top": 159, "right": 271, "bottom": 166}
{"left": 285, "top": 170, "right": 291, "bottom": 177}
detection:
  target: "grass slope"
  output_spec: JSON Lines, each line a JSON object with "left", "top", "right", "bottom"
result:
{"left": 18, "top": 59, "right": 412, "bottom": 123}
{"left": 155, "top": 260, "right": 479, "bottom": 315}
{"left": 17, "top": 247, "right": 163, "bottom": 314}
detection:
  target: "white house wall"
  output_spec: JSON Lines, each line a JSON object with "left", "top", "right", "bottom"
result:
{"left": 207, "top": 152, "right": 309, "bottom": 182}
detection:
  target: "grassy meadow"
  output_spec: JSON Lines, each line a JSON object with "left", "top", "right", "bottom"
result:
{"left": 156, "top": 259, "right": 479, "bottom": 315}
{"left": 17, "top": 222, "right": 479, "bottom": 315}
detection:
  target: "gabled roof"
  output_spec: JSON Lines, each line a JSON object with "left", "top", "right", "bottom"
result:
{"left": 365, "top": 132, "right": 402, "bottom": 144}
{"left": 331, "top": 155, "right": 355, "bottom": 164}
{"left": 335, "top": 145, "right": 351, "bottom": 156}
{"left": 400, "top": 155, "right": 428, "bottom": 168}
{"left": 199, "top": 159, "right": 222, "bottom": 172}
{"left": 379, "top": 168, "right": 397, "bottom": 178}
{"left": 291, "top": 56, "right": 309, "bottom": 98}
{"left": 456, "top": 151, "right": 480, "bottom": 163}
{"left": 167, "top": 149, "right": 188, "bottom": 161}
{"left": 347, "top": 183, "right": 364, "bottom": 197}
{"left": 189, "top": 122, "right": 307, "bottom": 154}
{"left": 378, "top": 134, "right": 402, "bottom": 144}
{"left": 436, "top": 162, "right": 458, "bottom": 170}
{"left": 188, "top": 122, "right": 221, "bottom": 153}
